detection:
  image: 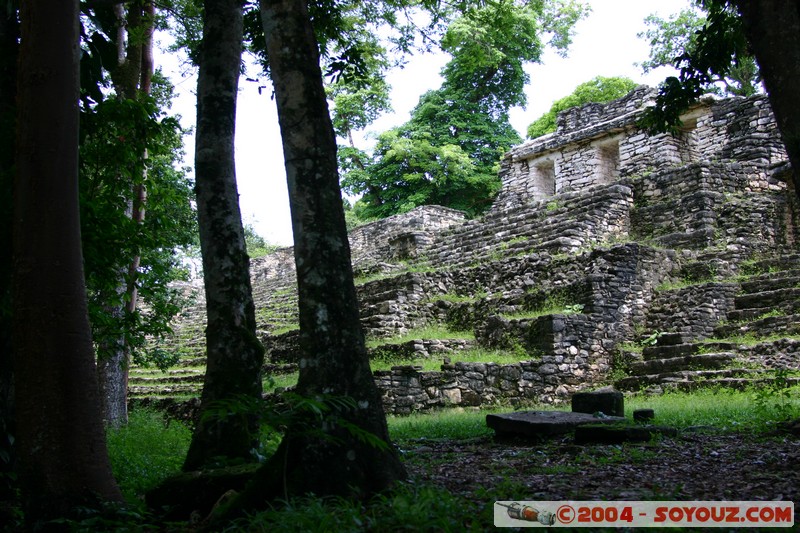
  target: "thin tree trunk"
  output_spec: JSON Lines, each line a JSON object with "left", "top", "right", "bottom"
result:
{"left": 183, "top": 0, "right": 265, "bottom": 471}
{"left": 734, "top": 0, "right": 800, "bottom": 201}
{"left": 13, "top": 0, "right": 123, "bottom": 521}
{"left": 209, "top": 0, "right": 405, "bottom": 520}
{"left": 97, "top": 0, "right": 156, "bottom": 427}
{"left": 96, "top": 301, "right": 128, "bottom": 426}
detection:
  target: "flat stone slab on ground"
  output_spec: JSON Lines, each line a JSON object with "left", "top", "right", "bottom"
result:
{"left": 486, "top": 410, "right": 626, "bottom": 439}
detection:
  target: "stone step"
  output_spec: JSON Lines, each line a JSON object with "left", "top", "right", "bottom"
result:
{"left": 614, "top": 368, "right": 766, "bottom": 391}
{"left": 740, "top": 254, "right": 800, "bottom": 276}
{"left": 660, "top": 375, "right": 800, "bottom": 392}
{"left": 129, "top": 374, "right": 205, "bottom": 385}
{"left": 129, "top": 384, "right": 203, "bottom": 396}
{"left": 714, "top": 313, "right": 800, "bottom": 339}
{"left": 628, "top": 352, "right": 736, "bottom": 375}
{"left": 642, "top": 343, "right": 696, "bottom": 360}
{"left": 739, "top": 273, "right": 800, "bottom": 294}
{"left": 727, "top": 301, "right": 800, "bottom": 322}
{"left": 651, "top": 228, "right": 716, "bottom": 250}
{"left": 654, "top": 332, "right": 688, "bottom": 346}
{"left": 129, "top": 368, "right": 204, "bottom": 377}
{"left": 733, "top": 287, "right": 800, "bottom": 310}
{"left": 479, "top": 188, "right": 623, "bottom": 230}
{"left": 641, "top": 341, "right": 739, "bottom": 360}
{"left": 428, "top": 189, "right": 630, "bottom": 267}
{"left": 175, "top": 357, "right": 207, "bottom": 367}
{"left": 442, "top": 210, "right": 600, "bottom": 248}
{"left": 369, "top": 338, "right": 475, "bottom": 360}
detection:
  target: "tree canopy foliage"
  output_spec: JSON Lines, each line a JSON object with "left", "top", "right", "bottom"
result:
{"left": 638, "top": 5, "right": 759, "bottom": 97}
{"left": 526, "top": 75, "right": 638, "bottom": 139}
{"left": 640, "top": 0, "right": 756, "bottom": 134}
{"left": 342, "top": 0, "right": 589, "bottom": 219}
{"left": 79, "top": 87, "right": 197, "bottom": 370}
{"left": 76, "top": 4, "right": 199, "bottom": 375}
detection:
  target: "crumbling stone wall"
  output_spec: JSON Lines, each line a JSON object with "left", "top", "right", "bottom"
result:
{"left": 374, "top": 360, "right": 576, "bottom": 415}
{"left": 645, "top": 283, "right": 739, "bottom": 341}
{"left": 496, "top": 88, "right": 787, "bottom": 211}
{"left": 349, "top": 205, "right": 466, "bottom": 274}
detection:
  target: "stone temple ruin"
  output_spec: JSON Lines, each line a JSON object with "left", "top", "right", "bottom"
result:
{"left": 137, "top": 86, "right": 800, "bottom": 415}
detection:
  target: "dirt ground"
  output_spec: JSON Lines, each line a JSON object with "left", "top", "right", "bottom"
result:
{"left": 402, "top": 427, "right": 799, "bottom": 525}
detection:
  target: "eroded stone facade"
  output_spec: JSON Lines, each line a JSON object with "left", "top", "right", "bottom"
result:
{"left": 495, "top": 87, "right": 787, "bottom": 211}
{"left": 147, "top": 87, "right": 800, "bottom": 415}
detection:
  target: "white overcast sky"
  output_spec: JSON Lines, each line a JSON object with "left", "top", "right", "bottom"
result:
{"left": 157, "top": 0, "right": 692, "bottom": 246}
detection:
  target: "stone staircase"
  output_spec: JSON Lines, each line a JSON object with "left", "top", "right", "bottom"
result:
{"left": 137, "top": 89, "right": 800, "bottom": 413}
{"left": 425, "top": 183, "right": 632, "bottom": 269}
{"left": 128, "top": 358, "right": 207, "bottom": 399}
{"left": 615, "top": 254, "right": 800, "bottom": 392}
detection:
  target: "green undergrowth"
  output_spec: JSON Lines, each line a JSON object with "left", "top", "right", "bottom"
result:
{"left": 388, "top": 407, "right": 515, "bottom": 442}
{"left": 106, "top": 409, "right": 191, "bottom": 505}
{"left": 421, "top": 290, "right": 485, "bottom": 304}
{"left": 353, "top": 261, "right": 435, "bottom": 286}
{"left": 263, "top": 372, "right": 299, "bottom": 391}
{"left": 365, "top": 325, "right": 474, "bottom": 349}
{"left": 262, "top": 347, "right": 527, "bottom": 388}
{"left": 700, "top": 332, "right": 800, "bottom": 346}
{"left": 370, "top": 347, "right": 529, "bottom": 372}
{"left": 270, "top": 324, "right": 300, "bottom": 336}
{"left": 224, "top": 482, "right": 481, "bottom": 532}
{"left": 626, "top": 385, "right": 800, "bottom": 432}
{"left": 389, "top": 386, "right": 800, "bottom": 444}
{"left": 500, "top": 296, "right": 584, "bottom": 320}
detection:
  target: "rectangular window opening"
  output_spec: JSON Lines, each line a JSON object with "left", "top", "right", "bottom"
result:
{"left": 597, "top": 140, "right": 620, "bottom": 184}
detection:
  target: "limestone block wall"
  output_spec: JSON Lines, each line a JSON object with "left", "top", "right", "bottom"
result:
{"left": 644, "top": 283, "right": 739, "bottom": 341}
{"left": 700, "top": 94, "right": 786, "bottom": 168}
{"left": 348, "top": 205, "right": 466, "bottom": 274}
{"left": 629, "top": 161, "right": 795, "bottom": 253}
{"left": 496, "top": 89, "right": 788, "bottom": 211}
{"left": 426, "top": 182, "right": 635, "bottom": 270}
{"left": 249, "top": 205, "right": 466, "bottom": 285}
{"left": 250, "top": 247, "right": 297, "bottom": 284}
{"left": 374, "top": 359, "right": 586, "bottom": 415}
{"left": 495, "top": 87, "right": 653, "bottom": 210}
{"left": 555, "top": 86, "right": 653, "bottom": 133}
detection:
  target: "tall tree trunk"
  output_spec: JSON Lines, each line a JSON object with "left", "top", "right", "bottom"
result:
{"left": 183, "top": 0, "right": 265, "bottom": 471}
{"left": 0, "top": 1, "right": 18, "bottom": 506}
{"left": 13, "top": 0, "right": 123, "bottom": 522}
{"left": 210, "top": 0, "right": 405, "bottom": 519}
{"left": 734, "top": 0, "right": 800, "bottom": 201}
{"left": 97, "top": 0, "right": 156, "bottom": 428}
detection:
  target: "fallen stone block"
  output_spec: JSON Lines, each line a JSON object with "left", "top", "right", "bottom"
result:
{"left": 486, "top": 410, "right": 626, "bottom": 439}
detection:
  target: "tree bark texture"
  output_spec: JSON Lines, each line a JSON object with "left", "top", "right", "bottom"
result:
{"left": 13, "top": 0, "right": 123, "bottom": 521}
{"left": 95, "top": 0, "right": 156, "bottom": 428}
{"left": 0, "top": 2, "right": 18, "bottom": 504}
{"left": 734, "top": 0, "right": 800, "bottom": 201}
{"left": 183, "top": 0, "right": 265, "bottom": 471}
{"left": 215, "top": 0, "right": 406, "bottom": 514}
